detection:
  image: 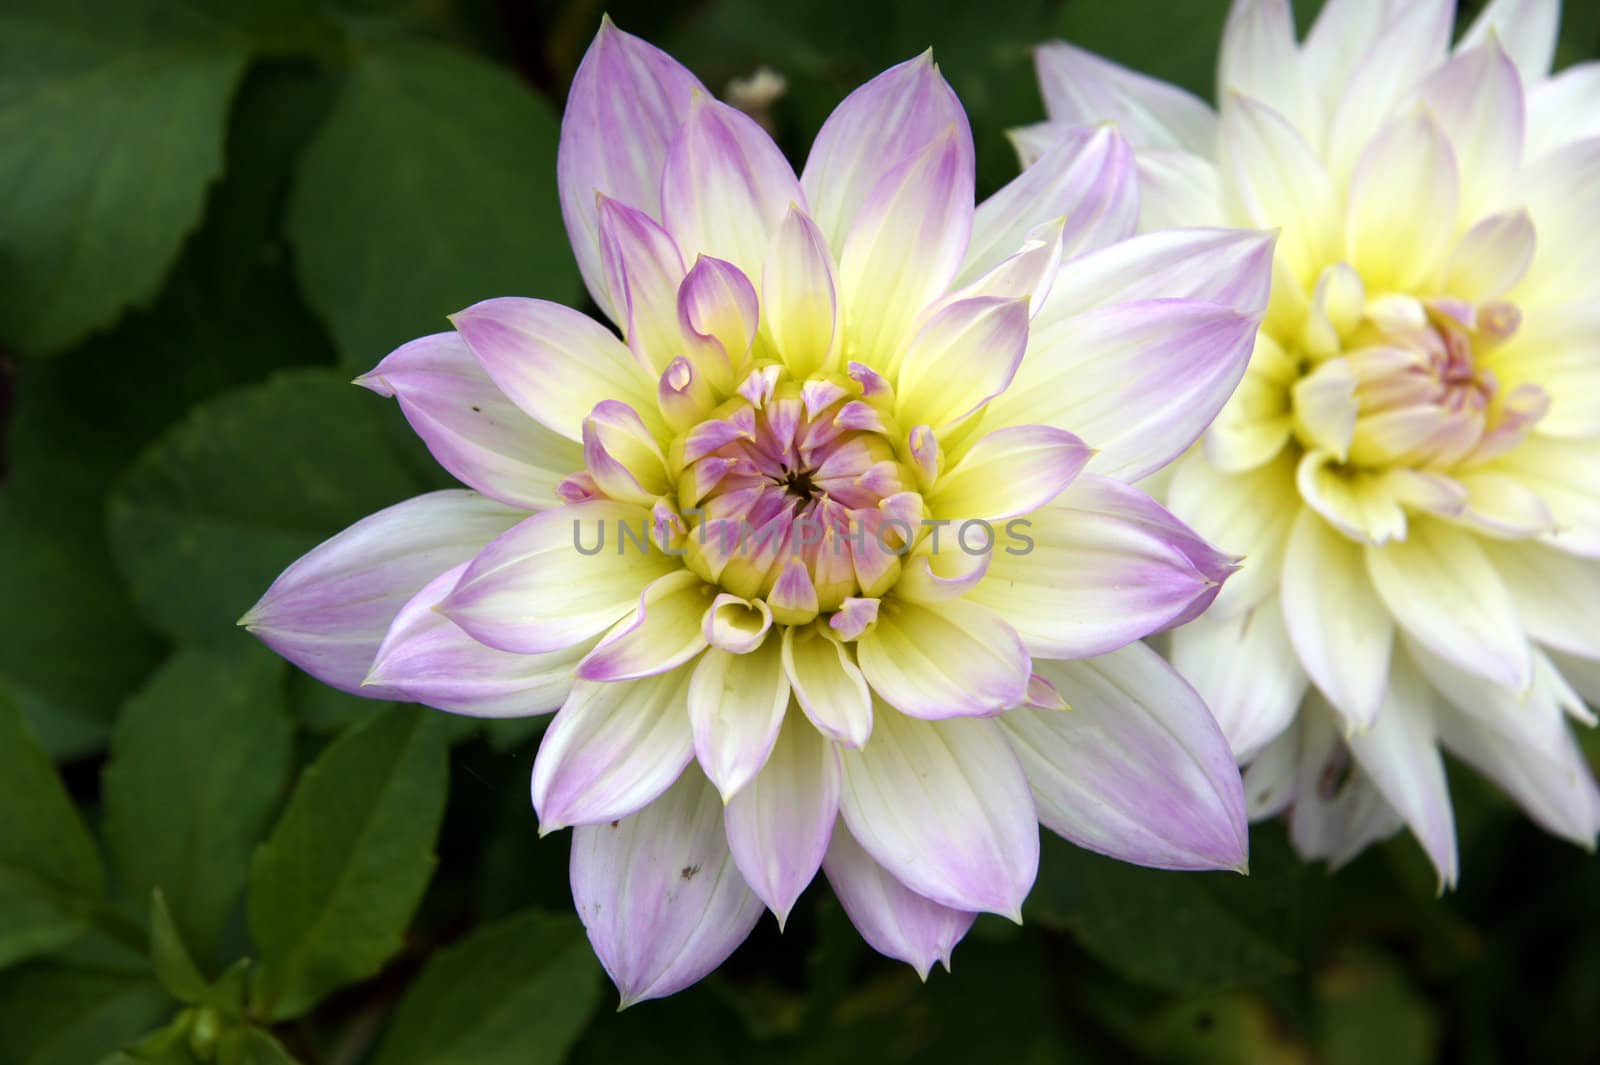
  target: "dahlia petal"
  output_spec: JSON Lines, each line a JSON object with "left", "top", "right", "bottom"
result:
{"left": 1322, "top": 0, "right": 1452, "bottom": 185}
{"left": 704, "top": 594, "right": 775, "bottom": 654}
{"left": 837, "top": 128, "right": 975, "bottom": 364}
{"left": 688, "top": 640, "right": 791, "bottom": 801}
{"left": 1346, "top": 113, "right": 1460, "bottom": 293}
{"left": 1343, "top": 655, "right": 1459, "bottom": 889}
{"left": 724, "top": 711, "right": 841, "bottom": 926}
{"left": 1417, "top": 644, "right": 1600, "bottom": 846}
{"left": 531, "top": 666, "right": 695, "bottom": 831}
{"left": 1419, "top": 41, "right": 1524, "bottom": 220}
{"left": 892, "top": 537, "right": 990, "bottom": 605}
{"left": 1169, "top": 597, "right": 1307, "bottom": 760}
{"left": 1287, "top": 699, "right": 1407, "bottom": 868}
{"left": 596, "top": 197, "right": 691, "bottom": 375}
{"left": 855, "top": 600, "right": 1031, "bottom": 719}
{"left": 1296, "top": 449, "right": 1408, "bottom": 545}
{"left": 1364, "top": 518, "right": 1532, "bottom": 691}
{"left": 838, "top": 710, "right": 1037, "bottom": 916}
{"left": 571, "top": 769, "right": 764, "bottom": 1007}
{"left": 1481, "top": 435, "right": 1600, "bottom": 557}
{"left": 801, "top": 52, "right": 971, "bottom": 254}
{"left": 1218, "top": 0, "right": 1313, "bottom": 134}
{"left": 1219, "top": 93, "right": 1341, "bottom": 285}
{"left": 443, "top": 501, "right": 679, "bottom": 654}
{"left": 927, "top": 425, "right": 1091, "bottom": 522}
{"left": 1242, "top": 723, "right": 1298, "bottom": 819}
{"left": 1458, "top": 0, "right": 1560, "bottom": 83}
{"left": 1481, "top": 301, "right": 1600, "bottom": 438}
{"left": 450, "top": 296, "right": 658, "bottom": 442}
{"left": 822, "top": 822, "right": 976, "bottom": 979}
{"left": 968, "top": 474, "right": 1233, "bottom": 659}
{"left": 1280, "top": 508, "right": 1394, "bottom": 732}
{"left": 762, "top": 205, "right": 840, "bottom": 378}
{"left": 575, "top": 571, "right": 713, "bottom": 682}
{"left": 1300, "top": 0, "right": 1391, "bottom": 110}
{"left": 892, "top": 297, "right": 1029, "bottom": 429}
{"left": 958, "top": 125, "right": 1138, "bottom": 286}
{"left": 1480, "top": 540, "right": 1600, "bottom": 661}
{"left": 676, "top": 255, "right": 759, "bottom": 392}
{"left": 557, "top": 18, "right": 705, "bottom": 321}
{"left": 367, "top": 563, "right": 588, "bottom": 717}
{"left": 662, "top": 95, "right": 803, "bottom": 280}
{"left": 1456, "top": 470, "right": 1557, "bottom": 539}
{"left": 994, "top": 298, "right": 1260, "bottom": 482}
{"left": 1442, "top": 209, "right": 1537, "bottom": 302}
{"left": 1001, "top": 644, "right": 1248, "bottom": 871}
{"left": 1135, "top": 148, "right": 1227, "bottom": 231}
{"left": 1166, "top": 448, "right": 1299, "bottom": 617}
{"left": 1514, "top": 138, "right": 1600, "bottom": 304}
{"left": 1526, "top": 62, "right": 1600, "bottom": 162}
{"left": 782, "top": 624, "right": 873, "bottom": 747}
{"left": 242, "top": 491, "right": 524, "bottom": 696}
{"left": 1032, "top": 41, "right": 1217, "bottom": 154}
{"left": 1034, "top": 227, "right": 1275, "bottom": 323}
{"left": 360, "top": 333, "right": 582, "bottom": 510}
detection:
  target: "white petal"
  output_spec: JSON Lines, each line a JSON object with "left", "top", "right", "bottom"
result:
{"left": 1032, "top": 40, "right": 1217, "bottom": 154}
{"left": 782, "top": 623, "right": 873, "bottom": 747}
{"left": 1458, "top": 0, "right": 1560, "bottom": 84}
{"left": 1165, "top": 448, "right": 1299, "bottom": 618}
{"left": 1169, "top": 597, "right": 1308, "bottom": 761}
{"left": 838, "top": 710, "right": 1037, "bottom": 917}
{"left": 688, "top": 639, "right": 792, "bottom": 800}
{"left": 855, "top": 599, "right": 1031, "bottom": 719}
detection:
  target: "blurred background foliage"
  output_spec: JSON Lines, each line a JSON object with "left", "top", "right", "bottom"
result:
{"left": 1, "top": 0, "right": 1598, "bottom": 1062}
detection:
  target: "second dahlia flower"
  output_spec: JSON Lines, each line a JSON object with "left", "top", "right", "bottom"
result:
{"left": 245, "top": 21, "right": 1274, "bottom": 1001}
{"left": 1029, "top": 0, "right": 1600, "bottom": 884}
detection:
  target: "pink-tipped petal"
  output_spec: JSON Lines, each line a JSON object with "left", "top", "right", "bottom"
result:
{"left": 1035, "top": 227, "right": 1275, "bottom": 323}
{"left": 443, "top": 501, "right": 679, "bottom": 655}
{"left": 782, "top": 624, "right": 873, "bottom": 747}
{"left": 996, "top": 298, "right": 1260, "bottom": 482}
{"left": 571, "top": 769, "right": 765, "bottom": 1006}
{"left": 532, "top": 666, "right": 695, "bottom": 831}
{"left": 558, "top": 18, "right": 705, "bottom": 322}
{"left": 801, "top": 52, "right": 972, "bottom": 253}
{"left": 762, "top": 205, "right": 840, "bottom": 377}
{"left": 360, "top": 333, "right": 583, "bottom": 510}
{"left": 576, "top": 571, "right": 713, "bottom": 682}
{"left": 242, "top": 491, "right": 524, "bottom": 696}
{"left": 967, "top": 474, "right": 1235, "bottom": 659}
{"left": 892, "top": 296, "right": 1029, "bottom": 429}
{"left": 661, "top": 95, "right": 802, "bottom": 281}
{"left": 839, "top": 710, "right": 1037, "bottom": 916}
{"left": 1032, "top": 41, "right": 1216, "bottom": 154}
{"left": 959, "top": 125, "right": 1139, "bottom": 285}
{"left": 451, "top": 297, "right": 659, "bottom": 441}
{"left": 1001, "top": 643, "right": 1249, "bottom": 872}
{"left": 367, "top": 563, "right": 589, "bottom": 717}
{"left": 837, "top": 127, "right": 976, "bottom": 364}
{"left": 724, "top": 711, "right": 841, "bottom": 926}
{"left": 596, "top": 196, "right": 690, "bottom": 374}
{"left": 822, "top": 822, "right": 977, "bottom": 979}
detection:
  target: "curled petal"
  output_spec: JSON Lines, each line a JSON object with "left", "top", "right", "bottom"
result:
{"left": 571, "top": 769, "right": 764, "bottom": 1006}
{"left": 782, "top": 623, "right": 873, "bottom": 747}
{"left": 576, "top": 571, "right": 714, "bottom": 682}
{"left": 855, "top": 600, "right": 1031, "bottom": 719}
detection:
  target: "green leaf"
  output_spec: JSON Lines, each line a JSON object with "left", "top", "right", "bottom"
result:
{"left": 216, "top": 1026, "right": 300, "bottom": 1065}
{"left": 1026, "top": 833, "right": 1296, "bottom": 994}
{"left": 0, "top": 958, "right": 170, "bottom": 1065}
{"left": 1315, "top": 951, "right": 1438, "bottom": 1065}
{"left": 288, "top": 40, "right": 577, "bottom": 371}
{"left": 0, "top": 690, "right": 105, "bottom": 969}
{"left": 248, "top": 704, "right": 448, "bottom": 1020}
{"left": 107, "top": 369, "right": 432, "bottom": 645}
{"left": 370, "top": 909, "right": 599, "bottom": 1065}
{"left": 103, "top": 647, "right": 294, "bottom": 964}
{"left": 0, "top": 3, "right": 250, "bottom": 354}
{"left": 148, "top": 892, "right": 211, "bottom": 1008}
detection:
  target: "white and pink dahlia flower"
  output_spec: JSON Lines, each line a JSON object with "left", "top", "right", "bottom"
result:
{"left": 245, "top": 20, "right": 1275, "bottom": 1002}
{"left": 1029, "top": 0, "right": 1600, "bottom": 886}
